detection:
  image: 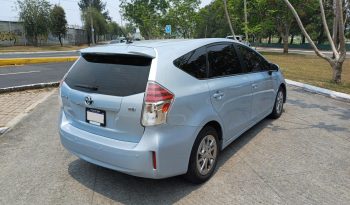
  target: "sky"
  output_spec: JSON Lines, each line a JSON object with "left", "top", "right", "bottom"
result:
{"left": 0, "top": 0, "right": 213, "bottom": 27}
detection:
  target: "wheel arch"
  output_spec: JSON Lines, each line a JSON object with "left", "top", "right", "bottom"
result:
{"left": 280, "top": 83, "right": 287, "bottom": 103}
{"left": 202, "top": 120, "right": 223, "bottom": 149}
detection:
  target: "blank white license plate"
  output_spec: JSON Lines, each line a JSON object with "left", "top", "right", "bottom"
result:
{"left": 86, "top": 108, "right": 106, "bottom": 127}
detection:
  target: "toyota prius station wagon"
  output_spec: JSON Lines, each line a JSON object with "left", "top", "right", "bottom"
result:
{"left": 59, "top": 38, "right": 286, "bottom": 183}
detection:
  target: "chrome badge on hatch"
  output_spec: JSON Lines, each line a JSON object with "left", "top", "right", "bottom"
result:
{"left": 85, "top": 96, "right": 93, "bottom": 105}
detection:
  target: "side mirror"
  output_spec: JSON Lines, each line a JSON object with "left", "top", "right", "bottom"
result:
{"left": 268, "top": 63, "right": 279, "bottom": 75}
{"left": 269, "top": 63, "right": 279, "bottom": 71}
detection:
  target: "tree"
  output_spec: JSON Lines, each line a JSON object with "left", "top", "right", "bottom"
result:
{"left": 81, "top": 7, "right": 108, "bottom": 43}
{"left": 78, "top": 0, "right": 110, "bottom": 20}
{"left": 107, "top": 21, "right": 121, "bottom": 40}
{"left": 50, "top": 5, "right": 67, "bottom": 46}
{"left": 120, "top": 0, "right": 168, "bottom": 39}
{"left": 194, "top": 1, "right": 234, "bottom": 38}
{"left": 223, "top": 0, "right": 235, "bottom": 36}
{"left": 79, "top": 0, "right": 110, "bottom": 44}
{"left": 283, "top": 0, "right": 347, "bottom": 83}
{"left": 164, "top": 0, "right": 200, "bottom": 38}
{"left": 17, "top": 0, "right": 51, "bottom": 46}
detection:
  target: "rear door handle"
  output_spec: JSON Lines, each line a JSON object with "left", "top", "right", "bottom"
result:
{"left": 252, "top": 83, "right": 258, "bottom": 89}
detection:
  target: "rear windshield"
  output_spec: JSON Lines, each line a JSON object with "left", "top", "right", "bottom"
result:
{"left": 65, "top": 53, "right": 152, "bottom": 97}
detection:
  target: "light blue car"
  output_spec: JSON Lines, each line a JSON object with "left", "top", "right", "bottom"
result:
{"left": 59, "top": 38, "right": 286, "bottom": 183}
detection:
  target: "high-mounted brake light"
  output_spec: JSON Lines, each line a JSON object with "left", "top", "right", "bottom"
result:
{"left": 142, "top": 82, "right": 174, "bottom": 126}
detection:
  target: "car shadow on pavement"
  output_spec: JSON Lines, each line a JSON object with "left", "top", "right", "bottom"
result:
{"left": 67, "top": 118, "right": 276, "bottom": 204}
{"left": 287, "top": 98, "right": 349, "bottom": 133}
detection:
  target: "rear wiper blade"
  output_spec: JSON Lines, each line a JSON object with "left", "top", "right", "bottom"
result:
{"left": 75, "top": 84, "right": 98, "bottom": 91}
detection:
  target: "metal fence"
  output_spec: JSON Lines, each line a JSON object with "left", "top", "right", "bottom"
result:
{"left": 0, "top": 21, "right": 88, "bottom": 46}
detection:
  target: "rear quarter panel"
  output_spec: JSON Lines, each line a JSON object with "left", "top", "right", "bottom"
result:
{"left": 150, "top": 48, "right": 223, "bottom": 128}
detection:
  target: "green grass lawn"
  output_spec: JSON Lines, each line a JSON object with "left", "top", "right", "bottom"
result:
{"left": 0, "top": 45, "right": 88, "bottom": 53}
{"left": 262, "top": 52, "right": 350, "bottom": 94}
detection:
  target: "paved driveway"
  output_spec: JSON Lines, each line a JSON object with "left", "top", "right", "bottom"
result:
{"left": 0, "top": 86, "right": 349, "bottom": 205}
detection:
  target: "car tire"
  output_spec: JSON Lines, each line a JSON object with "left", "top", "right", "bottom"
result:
{"left": 270, "top": 87, "right": 285, "bottom": 119}
{"left": 185, "top": 126, "right": 219, "bottom": 184}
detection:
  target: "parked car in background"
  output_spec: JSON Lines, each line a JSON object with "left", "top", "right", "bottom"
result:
{"left": 59, "top": 38, "right": 286, "bottom": 183}
{"left": 109, "top": 37, "right": 126, "bottom": 44}
{"left": 226, "top": 35, "right": 251, "bottom": 47}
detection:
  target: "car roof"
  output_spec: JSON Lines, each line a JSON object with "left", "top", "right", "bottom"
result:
{"left": 80, "top": 38, "right": 240, "bottom": 58}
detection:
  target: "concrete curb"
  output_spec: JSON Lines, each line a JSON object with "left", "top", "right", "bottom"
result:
{"left": 286, "top": 79, "right": 350, "bottom": 103}
{"left": 0, "top": 56, "right": 78, "bottom": 66}
{"left": 0, "top": 82, "right": 59, "bottom": 94}
{"left": 0, "top": 89, "right": 56, "bottom": 136}
{"left": 0, "top": 127, "right": 8, "bottom": 134}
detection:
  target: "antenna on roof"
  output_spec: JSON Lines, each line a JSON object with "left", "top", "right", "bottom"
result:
{"left": 119, "top": 27, "right": 133, "bottom": 44}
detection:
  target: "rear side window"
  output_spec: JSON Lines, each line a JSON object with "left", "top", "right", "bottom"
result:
{"left": 173, "top": 47, "right": 207, "bottom": 79}
{"left": 237, "top": 45, "right": 269, "bottom": 73}
{"left": 207, "top": 44, "right": 242, "bottom": 78}
{"left": 65, "top": 54, "right": 152, "bottom": 97}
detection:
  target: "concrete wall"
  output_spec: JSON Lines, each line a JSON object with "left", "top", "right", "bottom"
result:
{"left": 0, "top": 21, "right": 88, "bottom": 46}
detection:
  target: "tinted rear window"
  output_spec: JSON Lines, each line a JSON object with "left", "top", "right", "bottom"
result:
{"left": 207, "top": 44, "right": 242, "bottom": 77}
{"left": 65, "top": 54, "right": 152, "bottom": 97}
{"left": 173, "top": 47, "right": 207, "bottom": 79}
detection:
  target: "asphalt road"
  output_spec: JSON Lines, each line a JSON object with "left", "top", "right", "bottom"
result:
{"left": 0, "top": 62, "right": 73, "bottom": 88}
{"left": 0, "top": 51, "right": 79, "bottom": 58}
{"left": 0, "top": 86, "right": 349, "bottom": 204}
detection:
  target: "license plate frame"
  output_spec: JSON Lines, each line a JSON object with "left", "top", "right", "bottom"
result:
{"left": 86, "top": 108, "right": 106, "bottom": 127}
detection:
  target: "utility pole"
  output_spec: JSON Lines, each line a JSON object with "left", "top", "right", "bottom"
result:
{"left": 90, "top": 1, "right": 95, "bottom": 45}
{"left": 244, "top": 0, "right": 248, "bottom": 41}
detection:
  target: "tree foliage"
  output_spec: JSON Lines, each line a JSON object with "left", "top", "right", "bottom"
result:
{"left": 164, "top": 0, "right": 200, "bottom": 38}
{"left": 120, "top": 0, "right": 169, "bottom": 39}
{"left": 107, "top": 21, "right": 122, "bottom": 40}
{"left": 17, "top": 0, "right": 51, "bottom": 46}
{"left": 78, "top": 0, "right": 110, "bottom": 20}
{"left": 50, "top": 5, "right": 67, "bottom": 46}
{"left": 79, "top": 0, "right": 110, "bottom": 43}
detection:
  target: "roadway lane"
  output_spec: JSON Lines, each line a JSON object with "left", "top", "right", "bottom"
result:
{"left": 0, "top": 62, "right": 73, "bottom": 88}
{"left": 0, "top": 51, "right": 79, "bottom": 58}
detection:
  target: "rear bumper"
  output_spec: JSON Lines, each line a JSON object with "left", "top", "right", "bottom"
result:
{"left": 59, "top": 111, "right": 200, "bottom": 179}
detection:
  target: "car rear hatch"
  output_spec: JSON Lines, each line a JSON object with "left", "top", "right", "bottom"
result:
{"left": 60, "top": 51, "right": 154, "bottom": 143}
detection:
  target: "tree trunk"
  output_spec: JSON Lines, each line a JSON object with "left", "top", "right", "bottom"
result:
{"left": 278, "top": 36, "right": 282, "bottom": 44}
{"left": 59, "top": 35, "right": 63, "bottom": 47}
{"left": 301, "top": 35, "right": 306, "bottom": 44}
{"left": 282, "top": 22, "right": 290, "bottom": 53}
{"left": 282, "top": 34, "right": 288, "bottom": 53}
{"left": 330, "top": 61, "right": 343, "bottom": 83}
{"left": 87, "top": 33, "right": 91, "bottom": 46}
{"left": 290, "top": 34, "right": 294, "bottom": 44}
{"left": 317, "top": 24, "right": 324, "bottom": 44}
{"left": 34, "top": 35, "right": 38, "bottom": 47}
{"left": 268, "top": 35, "right": 271, "bottom": 44}
{"left": 223, "top": 0, "right": 235, "bottom": 37}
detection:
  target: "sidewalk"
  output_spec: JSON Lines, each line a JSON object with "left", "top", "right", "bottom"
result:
{"left": 0, "top": 88, "right": 56, "bottom": 134}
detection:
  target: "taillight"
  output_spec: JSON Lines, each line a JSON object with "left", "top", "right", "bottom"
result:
{"left": 142, "top": 82, "right": 174, "bottom": 126}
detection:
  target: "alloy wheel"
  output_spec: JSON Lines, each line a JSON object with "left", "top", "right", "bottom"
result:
{"left": 196, "top": 135, "right": 217, "bottom": 176}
